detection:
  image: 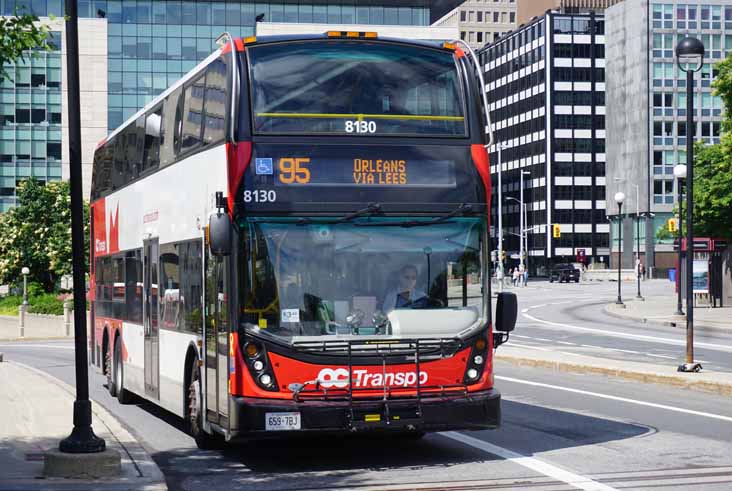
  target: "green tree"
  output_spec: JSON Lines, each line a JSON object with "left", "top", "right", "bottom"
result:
{"left": 0, "top": 179, "right": 89, "bottom": 292}
{"left": 0, "top": 8, "right": 53, "bottom": 81}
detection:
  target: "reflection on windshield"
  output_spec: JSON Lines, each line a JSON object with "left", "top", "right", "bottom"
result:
{"left": 240, "top": 218, "right": 485, "bottom": 340}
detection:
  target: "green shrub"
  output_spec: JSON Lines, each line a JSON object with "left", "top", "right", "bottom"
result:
{"left": 28, "top": 293, "right": 65, "bottom": 316}
{"left": 0, "top": 295, "right": 21, "bottom": 316}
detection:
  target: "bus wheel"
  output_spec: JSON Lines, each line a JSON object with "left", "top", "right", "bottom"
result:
{"left": 106, "top": 339, "right": 117, "bottom": 397}
{"left": 115, "top": 338, "right": 133, "bottom": 404}
{"left": 187, "top": 363, "right": 220, "bottom": 450}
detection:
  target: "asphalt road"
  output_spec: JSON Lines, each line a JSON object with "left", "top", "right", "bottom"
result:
{"left": 509, "top": 279, "right": 732, "bottom": 373}
{"left": 2, "top": 283, "right": 732, "bottom": 491}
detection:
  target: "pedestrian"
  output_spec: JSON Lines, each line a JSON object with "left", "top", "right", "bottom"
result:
{"left": 512, "top": 268, "right": 520, "bottom": 287}
{"left": 522, "top": 267, "right": 528, "bottom": 287}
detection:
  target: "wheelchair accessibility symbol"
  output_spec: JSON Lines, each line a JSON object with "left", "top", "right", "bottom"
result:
{"left": 255, "top": 158, "right": 273, "bottom": 175}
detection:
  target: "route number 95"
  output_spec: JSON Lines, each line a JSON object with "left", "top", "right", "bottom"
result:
{"left": 278, "top": 157, "right": 311, "bottom": 184}
{"left": 345, "top": 120, "right": 376, "bottom": 134}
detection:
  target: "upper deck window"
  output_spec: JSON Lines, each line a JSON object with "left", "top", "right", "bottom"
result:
{"left": 248, "top": 41, "right": 467, "bottom": 137}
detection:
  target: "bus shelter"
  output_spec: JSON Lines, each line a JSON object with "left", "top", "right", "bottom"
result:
{"left": 675, "top": 237, "right": 730, "bottom": 307}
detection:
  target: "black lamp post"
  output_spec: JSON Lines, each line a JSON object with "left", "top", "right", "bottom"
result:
{"left": 676, "top": 37, "right": 704, "bottom": 373}
{"left": 673, "top": 163, "right": 686, "bottom": 316}
{"left": 614, "top": 191, "right": 626, "bottom": 306}
{"left": 59, "top": 0, "right": 105, "bottom": 453}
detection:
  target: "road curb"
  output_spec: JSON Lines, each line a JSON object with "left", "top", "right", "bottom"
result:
{"left": 10, "top": 360, "right": 168, "bottom": 491}
{"left": 602, "top": 304, "right": 732, "bottom": 335}
{"left": 495, "top": 353, "right": 732, "bottom": 397}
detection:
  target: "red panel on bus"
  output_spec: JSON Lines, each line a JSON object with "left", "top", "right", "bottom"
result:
{"left": 261, "top": 348, "right": 475, "bottom": 399}
{"left": 471, "top": 144, "right": 491, "bottom": 227}
{"left": 92, "top": 199, "right": 107, "bottom": 256}
{"left": 226, "top": 141, "right": 252, "bottom": 215}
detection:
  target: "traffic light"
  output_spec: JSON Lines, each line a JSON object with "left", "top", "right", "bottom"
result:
{"left": 552, "top": 224, "right": 561, "bottom": 238}
{"left": 501, "top": 250, "right": 506, "bottom": 260}
{"left": 668, "top": 218, "right": 678, "bottom": 232}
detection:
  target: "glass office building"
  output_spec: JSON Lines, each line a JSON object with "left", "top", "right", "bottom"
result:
{"left": 0, "top": 29, "right": 62, "bottom": 211}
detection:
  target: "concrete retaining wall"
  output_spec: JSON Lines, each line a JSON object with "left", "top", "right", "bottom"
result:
{"left": 0, "top": 310, "right": 76, "bottom": 340}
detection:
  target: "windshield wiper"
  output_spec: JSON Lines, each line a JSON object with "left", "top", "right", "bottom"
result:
{"left": 356, "top": 203, "right": 474, "bottom": 228}
{"left": 294, "top": 203, "right": 382, "bottom": 226}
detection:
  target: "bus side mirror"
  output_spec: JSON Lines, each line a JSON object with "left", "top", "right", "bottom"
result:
{"left": 495, "top": 292, "right": 517, "bottom": 332}
{"left": 208, "top": 212, "right": 231, "bottom": 256}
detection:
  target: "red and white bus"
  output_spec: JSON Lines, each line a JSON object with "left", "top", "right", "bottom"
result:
{"left": 89, "top": 32, "right": 517, "bottom": 448}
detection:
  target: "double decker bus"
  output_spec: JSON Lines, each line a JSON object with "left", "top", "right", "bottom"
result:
{"left": 89, "top": 32, "right": 517, "bottom": 448}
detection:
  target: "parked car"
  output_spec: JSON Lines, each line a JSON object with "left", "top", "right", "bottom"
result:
{"left": 549, "top": 264, "right": 581, "bottom": 283}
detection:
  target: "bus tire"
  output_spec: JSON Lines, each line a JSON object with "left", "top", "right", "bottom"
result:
{"left": 186, "top": 361, "right": 220, "bottom": 450}
{"left": 106, "top": 336, "right": 117, "bottom": 397}
{"left": 115, "top": 338, "right": 133, "bottom": 404}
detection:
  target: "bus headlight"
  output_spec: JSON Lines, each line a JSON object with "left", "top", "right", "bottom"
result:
{"left": 473, "top": 355, "right": 484, "bottom": 365}
{"left": 259, "top": 373, "right": 273, "bottom": 387}
{"left": 253, "top": 360, "right": 264, "bottom": 371}
{"left": 466, "top": 368, "right": 479, "bottom": 380}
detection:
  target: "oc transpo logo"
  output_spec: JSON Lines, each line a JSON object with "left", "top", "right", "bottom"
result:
{"left": 317, "top": 368, "right": 428, "bottom": 389}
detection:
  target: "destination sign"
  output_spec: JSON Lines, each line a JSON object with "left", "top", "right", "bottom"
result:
{"left": 268, "top": 157, "right": 456, "bottom": 188}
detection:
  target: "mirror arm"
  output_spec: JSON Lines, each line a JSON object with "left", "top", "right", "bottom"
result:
{"left": 493, "top": 332, "right": 510, "bottom": 349}
{"left": 215, "top": 191, "right": 228, "bottom": 214}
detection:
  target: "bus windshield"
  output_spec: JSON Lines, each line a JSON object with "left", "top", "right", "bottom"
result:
{"left": 248, "top": 40, "right": 467, "bottom": 137}
{"left": 239, "top": 217, "right": 485, "bottom": 342}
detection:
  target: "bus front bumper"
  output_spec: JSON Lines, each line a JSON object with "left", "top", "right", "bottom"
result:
{"left": 229, "top": 389, "right": 500, "bottom": 437}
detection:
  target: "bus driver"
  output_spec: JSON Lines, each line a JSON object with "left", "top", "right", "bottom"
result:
{"left": 382, "top": 264, "right": 428, "bottom": 313}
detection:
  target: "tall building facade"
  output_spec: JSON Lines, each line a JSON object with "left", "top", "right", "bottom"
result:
{"left": 605, "top": 0, "right": 728, "bottom": 273}
{"left": 480, "top": 12, "right": 607, "bottom": 275}
{"left": 0, "top": 12, "right": 107, "bottom": 208}
{"left": 518, "top": 0, "right": 621, "bottom": 25}
{"left": 432, "top": 0, "right": 517, "bottom": 50}
{"left": 0, "top": 0, "right": 460, "bottom": 203}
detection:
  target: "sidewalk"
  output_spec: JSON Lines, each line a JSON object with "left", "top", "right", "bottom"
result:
{"left": 604, "top": 295, "right": 732, "bottom": 333}
{"left": 496, "top": 345, "right": 732, "bottom": 397}
{"left": 0, "top": 360, "right": 167, "bottom": 491}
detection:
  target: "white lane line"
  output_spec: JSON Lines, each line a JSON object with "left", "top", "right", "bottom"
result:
{"left": 442, "top": 431, "right": 617, "bottom": 491}
{"left": 0, "top": 344, "right": 74, "bottom": 350}
{"left": 522, "top": 312, "right": 732, "bottom": 353}
{"left": 557, "top": 341, "right": 577, "bottom": 346}
{"left": 508, "top": 342, "right": 554, "bottom": 352}
{"left": 646, "top": 353, "right": 675, "bottom": 359}
{"left": 497, "top": 375, "right": 732, "bottom": 423}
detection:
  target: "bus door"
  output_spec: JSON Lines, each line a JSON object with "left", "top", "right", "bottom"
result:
{"left": 204, "top": 253, "right": 229, "bottom": 424}
{"left": 143, "top": 238, "right": 160, "bottom": 399}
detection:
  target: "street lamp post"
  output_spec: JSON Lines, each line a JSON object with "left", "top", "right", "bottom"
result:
{"left": 519, "top": 170, "right": 530, "bottom": 276}
{"left": 673, "top": 164, "right": 687, "bottom": 316}
{"left": 21, "top": 267, "right": 29, "bottom": 305}
{"left": 615, "top": 178, "right": 643, "bottom": 300}
{"left": 614, "top": 192, "right": 626, "bottom": 306}
{"left": 676, "top": 37, "right": 704, "bottom": 373}
{"left": 496, "top": 143, "right": 508, "bottom": 290}
{"left": 635, "top": 211, "right": 643, "bottom": 300}
{"left": 59, "top": 0, "right": 106, "bottom": 453}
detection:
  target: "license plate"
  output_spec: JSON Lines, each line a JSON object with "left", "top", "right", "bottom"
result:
{"left": 265, "top": 412, "right": 301, "bottom": 431}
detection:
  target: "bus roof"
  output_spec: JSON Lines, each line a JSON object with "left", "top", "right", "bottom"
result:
{"left": 97, "top": 34, "right": 458, "bottom": 149}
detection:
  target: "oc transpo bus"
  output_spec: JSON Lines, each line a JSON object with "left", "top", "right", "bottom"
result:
{"left": 88, "top": 31, "right": 517, "bottom": 448}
